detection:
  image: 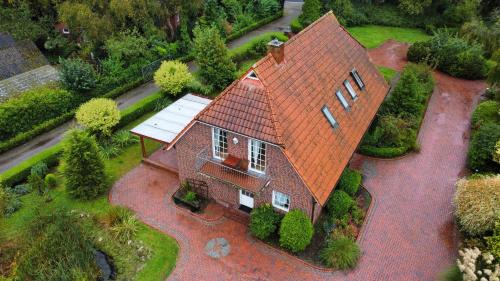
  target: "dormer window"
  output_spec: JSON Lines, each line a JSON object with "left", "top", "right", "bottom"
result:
{"left": 336, "top": 90, "right": 350, "bottom": 110}
{"left": 212, "top": 127, "right": 228, "bottom": 160}
{"left": 344, "top": 80, "right": 358, "bottom": 100}
{"left": 246, "top": 71, "right": 258, "bottom": 80}
{"left": 249, "top": 139, "right": 266, "bottom": 173}
{"left": 351, "top": 69, "right": 365, "bottom": 89}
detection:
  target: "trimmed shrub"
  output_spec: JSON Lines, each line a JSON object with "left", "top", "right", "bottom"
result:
{"left": 453, "top": 175, "right": 500, "bottom": 236}
{"left": 193, "top": 25, "right": 236, "bottom": 91}
{"left": 76, "top": 98, "right": 121, "bottom": 137}
{"left": 279, "top": 210, "right": 313, "bottom": 252}
{"left": 467, "top": 123, "right": 500, "bottom": 173}
{"left": 154, "top": 60, "right": 193, "bottom": 96}
{"left": 229, "top": 32, "right": 288, "bottom": 63}
{"left": 320, "top": 236, "right": 360, "bottom": 269}
{"left": 61, "top": 129, "right": 107, "bottom": 199}
{"left": 471, "top": 100, "right": 499, "bottom": 128}
{"left": 0, "top": 86, "right": 79, "bottom": 141}
{"left": 249, "top": 204, "right": 281, "bottom": 240}
{"left": 44, "top": 173, "right": 58, "bottom": 189}
{"left": 327, "top": 190, "right": 354, "bottom": 219}
{"left": 407, "top": 41, "right": 432, "bottom": 62}
{"left": 338, "top": 168, "right": 361, "bottom": 196}
{"left": 59, "top": 58, "right": 97, "bottom": 93}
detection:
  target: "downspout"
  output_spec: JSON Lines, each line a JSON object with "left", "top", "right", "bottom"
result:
{"left": 311, "top": 196, "right": 316, "bottom": 222}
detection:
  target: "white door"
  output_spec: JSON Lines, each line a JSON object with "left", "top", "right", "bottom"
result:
{"left": 239, "top": 190, "right": 254, "bottom": 209}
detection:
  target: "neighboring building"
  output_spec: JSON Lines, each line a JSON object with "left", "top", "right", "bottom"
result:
{"left": 159, "top": 12, "right": 388, "bottom": 221}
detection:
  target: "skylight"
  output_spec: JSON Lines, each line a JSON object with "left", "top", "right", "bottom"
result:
{"left": 351, "top": 69, "right": 365, "bottom": 89}
{"left": 321, "top": 106, "right": 338, "bottom": 128}
{"left": 344, "top": 80, "right": 357, "bottom": 100}
{"left": 336, "top": 90, "right": 350, "bottom": 110}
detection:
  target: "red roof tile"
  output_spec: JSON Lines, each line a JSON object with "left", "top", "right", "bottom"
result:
{"left": 196, "top": 12, "right": 389, "bottom": 205}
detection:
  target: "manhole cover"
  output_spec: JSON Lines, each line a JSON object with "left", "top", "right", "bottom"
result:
{"left": 204, "top": 238, "right": 230, "bottom": 258}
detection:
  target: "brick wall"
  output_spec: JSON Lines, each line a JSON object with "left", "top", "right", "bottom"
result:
{"left": 174, "top": 122, "right": 324, "bottom": 222}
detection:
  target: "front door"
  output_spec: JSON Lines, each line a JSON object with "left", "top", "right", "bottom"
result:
{"left": 239, "top": 190, "right": 254, "bottom": 209}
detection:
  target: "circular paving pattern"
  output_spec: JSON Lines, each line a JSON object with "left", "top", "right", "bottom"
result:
{"left": 204, "top": 238, "right": 230, "bottom": 258}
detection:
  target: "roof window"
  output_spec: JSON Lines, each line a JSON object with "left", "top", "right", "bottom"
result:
{"left": 351, "top": 69, "right": 365, "bottom": 89}
{"left": 335, "top": 90, "right": 350, "bottom": 110}
{"left": 344, "top": 80, "right": 358, "bottom": 100}
{"left": 321, "top": 106, "right": 338, "bottom": 129}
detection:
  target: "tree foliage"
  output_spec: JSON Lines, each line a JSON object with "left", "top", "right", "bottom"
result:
{"left": 154, "top": 60, "right": 193, "bottom": 96}
{"left": 76, "top": 98, "right": 121, "bottom": 137}
{"left": 299, "top": 0, "right": 322, "bottom": 27}
{"left": 59, "top": 58, "right": 97, "bottom": 93}
{"left": 193, "top": 25, "right": 236, "bottom": 91}
{"left": 61, "top": 129, "right": 107, "bottom": 199}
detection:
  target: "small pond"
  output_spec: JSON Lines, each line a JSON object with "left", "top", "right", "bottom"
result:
{"left": 95, "top": 250, "right": 116, "bottom": 281}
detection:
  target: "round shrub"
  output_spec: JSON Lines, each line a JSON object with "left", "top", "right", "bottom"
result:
{"left": 471, "top": 100, "right": 499, "bottom": 128}
{"left": 338, "top": 168, "right": 362, "bottom": 196}
{"left": 76, "top": 98, "right": 121, "bottom": 137}
{"left": 44, "top": 173, "right": 57, "bottom": 189}
{"left": 279, "top": 210, "right": 313, "bottom": 253}
{"left": 59, "top": 58, "right": 97, "bottom": 93}
{"left": 327, "top": 190, "right": 354, "bottom": 218}
{"left": 153, "top": 60, "right": 193, "bottom": 96}
{"left": 453, "top": 175, "right": 500, "bottom": 236}
{"left": 320, "top": 237, "right": 360, "bottom": 269}
{"left": 407, "top": 41, "right": 431, "bottom": 63}
{"left": 290, "top": 18, "right": 303, "bottom": 33}
{"left": 467, "top": 123, "right": 500, "bottom": 173}
{"left": 249, "top": 204, "right": 280, "bottom": 240}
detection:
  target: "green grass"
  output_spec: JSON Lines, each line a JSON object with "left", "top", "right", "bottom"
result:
{"left": 236, "top": 58, "right": 259, "bottom": 77}
{"left": 347, "top": 25, "right": 431, "bottom": 49}
{"left": 377, "top": 66, "right": 398, "bottom": 82}
{"left": 0, "top": 105, "right": 176, "bottom": 280}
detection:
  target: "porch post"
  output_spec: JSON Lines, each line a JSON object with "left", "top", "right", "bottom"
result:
{"left": 140, "top": 136, "right": 147, "bottom": 158}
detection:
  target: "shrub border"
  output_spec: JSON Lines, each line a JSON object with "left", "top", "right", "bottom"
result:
{"left": 226, "top": 11, "right": 284, "bottom": 42}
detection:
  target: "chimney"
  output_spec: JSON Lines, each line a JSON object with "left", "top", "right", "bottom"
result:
{"left": 267, "top": 39, "right": 285, "bottom": 64}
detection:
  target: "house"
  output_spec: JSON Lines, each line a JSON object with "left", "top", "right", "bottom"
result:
{"left": 140, "top": 12, "right": 389, "bottom": 222}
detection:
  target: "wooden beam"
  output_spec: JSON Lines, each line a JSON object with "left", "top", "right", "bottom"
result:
{"left": 140, "top": 136, "right": 147, "bottom": 158}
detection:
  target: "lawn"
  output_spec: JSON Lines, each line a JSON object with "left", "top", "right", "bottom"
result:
{"left": 0, "top": 112, "right": 177, "bottom": 280}
{"left": 377, "top": 66, "right": 398, "bottom": 82}
{"left": 348, "top": 25, "right": 431, "bottom": 49}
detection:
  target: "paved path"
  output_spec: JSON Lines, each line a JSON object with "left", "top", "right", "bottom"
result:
{"left": 110, "top": 41, "right": 486, "bottom": 280}
{"left": 0, "top": 2, "right": 302, "bottom": 173}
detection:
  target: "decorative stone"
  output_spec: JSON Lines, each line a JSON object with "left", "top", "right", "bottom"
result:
{"left": 204, "top": 237, "right": 230, "bottom": 259}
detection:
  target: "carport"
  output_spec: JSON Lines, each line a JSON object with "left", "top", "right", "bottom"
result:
{"left": 130, "top": 93, "right": 211, "bottom": 169}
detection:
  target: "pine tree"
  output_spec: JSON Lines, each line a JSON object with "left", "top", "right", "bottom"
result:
{"left": 193, "top": 25, "right": 236, "bottom": 91}
{"left": 61, "top": 129, "right": 107, "bottom": 199}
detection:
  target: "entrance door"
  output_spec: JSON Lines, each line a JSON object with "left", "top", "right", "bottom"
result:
{"left": 239, "top": 190, "right": 254, "bottom": 209}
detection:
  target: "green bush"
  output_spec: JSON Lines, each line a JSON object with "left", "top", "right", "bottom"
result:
{"left": 154, "top": 60, "right": 193, "bottom": 96}
{"left": 471, "top": 100, "right": 499, "bottom": 128}
{"left": 30, "top": 161, "right": 48, "bottom": 178}
{"left": 59, "top": 58, "right": 97, "bottom": 93}
{"left": 486, "top": 221, "right": 500, "bottom": 259}
{"left": 109, "top": 207, "right": 139, "bottom": 243}
{"left": 229, "top": 32, "right": 288, "bottom": 63}
{"left": 320, "top": 236, "right": 360, "bottom": 269}
{"left": 45, "top": 173, "right": 58, "bottom": 189}
{"left": 117, "top": 92, "right": 165, "bottom": 128}
{"left": 327, "top": 190, "right": 354, "bottom": 219}
{"left": 438, "top": 265, "right": 463, "bottom": 281}
{"left": 0, "top": 186, "right": 7, "bottom": 217}
{"left": 453, "top": 175, "right": 500, "bottom": 236}
{"left": 407, "top": 31, "right": 488, "bottom": 79}
{"left": 279, "top": 210, "right": 313, "bottom": 252}
{"left": 76, "top": 98, "right": 121, "bottom": 137}
{"left": 467, "top": 123, "right": 500, "bottom": 173}
{"left": 61, "top": 129, "right": 108, "bottom": 199}
{"left": 0, "top": 85, "right": 80, "bottom": 141}
{"left": 28, "top": 172, "right": 45, "bottom": 195}
{"left": 358, "top": 144, "right": 409, "bottom": 158}
{"left": 249, "top": 204, "right": 281, "bottom": 240}
{"left": 290, "top": 18, "right": 303, "bottom": 33}
{"left": 338, "top": 168, "right": 361, "bottom": 196}
{"left": 299, "top": 0, "right": 322, "bottom": 27}
{"left": 183, "top": 191, "right": 197, "bottom": 204}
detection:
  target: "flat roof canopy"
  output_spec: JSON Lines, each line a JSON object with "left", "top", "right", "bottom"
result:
{"left": 131, "top": 93, "right": 211, "bottom": 143}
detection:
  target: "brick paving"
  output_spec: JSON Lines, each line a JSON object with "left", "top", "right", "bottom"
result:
{"left": 110, "top": 41, "right": 486, "bottom": 280}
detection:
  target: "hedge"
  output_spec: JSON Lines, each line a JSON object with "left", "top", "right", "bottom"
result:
{"left": 358, "top": 144, "right": 409, "bottom": 158}
{"left": 0, "top": 91, "right": 164, "bottom": 187}
{"left": 0, "top": 78, "right": 145, "bottom": 154}
{"left": 226, "top": 11, "right": 284, "bottom": 42}
{"left": 229, "top": 32, "right": 289, "bottom": 64}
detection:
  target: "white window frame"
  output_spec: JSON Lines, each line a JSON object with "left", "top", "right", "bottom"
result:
{"left": 336, "top": 90, "right": 350, "bottom": 110}
{"left": 246, "top": 70, "right": 259, "bottom": 80}
{"left": 272, "top": 190, "right": 290, "bottom": 212}
{"left": 212, "top": 127, "right": 228, "bottom": 160}
{"left": 344, "top": 80, "right": 358, "bottom": 100}
{"left": 321, "top": 106, "right": 338, "bottom": 128}
{"left": 248, "top": 139, "right": 266, "bottom": 174}
{"left": 351, "top": 69, "right": 365, "bottom": 89}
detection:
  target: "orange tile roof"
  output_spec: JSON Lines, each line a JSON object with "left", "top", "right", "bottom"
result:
{"left": 196, "top": 12, "right": 389, "bottom": 205}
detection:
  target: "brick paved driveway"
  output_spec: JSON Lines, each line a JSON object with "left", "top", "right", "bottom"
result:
{"left": 110, "top": 41, "right": 486, "bottom": 280}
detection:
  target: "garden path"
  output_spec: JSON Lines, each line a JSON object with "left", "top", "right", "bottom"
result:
{"left": 111, "top": 41, "right": 486, "bottom": 280}
{"left": 0, "top": 1, "right": 303, "bottom": 173}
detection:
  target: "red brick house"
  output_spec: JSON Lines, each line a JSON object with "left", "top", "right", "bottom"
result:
{"left": 169, "top": 12, "right": 389, "bottom": 222}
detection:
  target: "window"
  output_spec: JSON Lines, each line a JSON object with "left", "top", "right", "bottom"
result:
{"left": 322, "top": 106, "right": 338, "bottom": 128}
{"left": 336, "top": 90, "right": 350, "bottom": 110}
{"left": 272, "top": 190, "right": 290, "bottom": 211}
{"left": 249, "top": 139, "right": 266, "bottom": 173}
{"left": 344, "top": 80, "right": 358, "bottom": 100}
{"left": 351, "top": 69, "right": 365, "bottom": 89}
{"left": 212, "top": 128, "right": 228, "bottom": 160}
{"left": 246, "top": 70, "right": 258, "bottom": 80}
